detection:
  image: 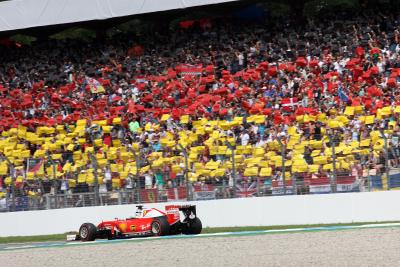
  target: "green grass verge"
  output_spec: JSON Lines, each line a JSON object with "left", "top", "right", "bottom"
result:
{"left": 1, "top": 221, "right": 399, "bottom": 244}
{"left": 0, "top": 234, "right": 68, "bottom": 244}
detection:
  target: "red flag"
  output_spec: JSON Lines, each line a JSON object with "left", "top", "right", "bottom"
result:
{"left": 205, "top": 65, "right": 214, "bottom": 74}
{"left": 370, "top": 66, "right": 379, "bottom": 75}
{"left": 355, "top": 46, "right": 365, "bottom": 57}
{"left": 388, "top": 78, "right": 396, "bottom": 88}
{"left": 127, "top": 99, "right": 136, "bottom": 113}
{"left": 268, "top": 66, "right": 277, "bottom": 77}
{"left": 296, "top": 57, "right": 307, "bottom": 67}
{"left": 281, "top": 97, "right": 298, "bottom": 112}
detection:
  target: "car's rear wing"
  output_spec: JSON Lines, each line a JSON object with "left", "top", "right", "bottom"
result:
{"left": 178, "top": 205, "right": 197, "bottom": 217}
{"left": 166, "top": 205, "right": 197, "bottom": 218}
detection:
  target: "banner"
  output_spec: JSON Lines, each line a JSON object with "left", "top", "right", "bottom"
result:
{"left": 85, "top": 77, "right": 105, "bottom": 94}
{"left": 308, "top": 176, "right": 360, "bottom": 194}
{"left": 389, "top": 171, "right": 400, "bottom": 189}
{"left": 140, "top": 189, "right": 158, "bottom": 203}
{"left": 167, "top": 186, "right": 187, "bottom": 202}
{"left": 370, "top": 175, "right": 383, "bottom": 190}
{"left": 309, "top": 184, "right": 331, "bottom": 194}
{"left": 336, "top": 176, "right": 360, "bottom": 192}
{"left": 235, "top": 181, "right": 257, "bottom": 197}
{"left": 271, "top": 180, "right": 293, "bottom": 195}
{"left": 10, "top": 196, "right": 29, "bottom": 211}
{"left": 136, "top": 75, "right": 147, "bottom": 84}
{"left": 26, "top": 158, "right": 44, "bottom": 175}
{"left": 176, "top": 64, "right": 203, "bottom": 76}
{"left": 308, "top": 177, "right": 331, "bottom": 194}
{"left": 193, "top": 184, "right": 216, "bottom": 200}
{"left": 0, "top": 197, "right": 6, "bottom": 211}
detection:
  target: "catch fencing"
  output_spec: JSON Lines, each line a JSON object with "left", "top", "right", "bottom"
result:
{"left": 0, "top": 173, "right": 388, "bottom": 212}
{"left": 1, "top": 168, "right": 398, "bottom": 212}
{"left": 1, "top": 130, "right": 399, "bottom": 212}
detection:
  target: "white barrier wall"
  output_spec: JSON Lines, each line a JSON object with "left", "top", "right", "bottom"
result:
{"left": 1, "top": 191, "right": 400, "bottom": 237}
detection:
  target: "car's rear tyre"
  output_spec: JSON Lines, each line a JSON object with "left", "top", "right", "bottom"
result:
{"left": 79, "top": 223, "right": 97, "bottom": 241}
{"left": 183, "top": 217, "right": 202, "bottom": 235}
{"left": 151, "top": 217, "right": 170, "bottom": 236}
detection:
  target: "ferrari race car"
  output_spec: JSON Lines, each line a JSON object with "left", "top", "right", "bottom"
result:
{"left": 71, "top": 205, "right": 202, "bottom": 241}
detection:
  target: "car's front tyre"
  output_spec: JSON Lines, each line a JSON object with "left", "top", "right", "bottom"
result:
{"left": 79, "top": 223, "right": 97, "bottom": 241}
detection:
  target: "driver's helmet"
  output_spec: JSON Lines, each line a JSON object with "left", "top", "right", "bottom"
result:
{"left": 135, "top": 205, "right": 143, "bottom": 217}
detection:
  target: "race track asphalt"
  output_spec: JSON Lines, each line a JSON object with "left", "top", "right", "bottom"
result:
{"left": 1, "top": 223, "right": 400, "bottom": 266}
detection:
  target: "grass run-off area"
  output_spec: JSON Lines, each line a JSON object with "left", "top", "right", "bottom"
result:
{"left": 0, "top": 221, "right": 399, "bottom": 244}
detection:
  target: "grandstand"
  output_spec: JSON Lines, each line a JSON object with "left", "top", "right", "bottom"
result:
{"left": 0, "top": 0, "right": 400, "bottom": 212}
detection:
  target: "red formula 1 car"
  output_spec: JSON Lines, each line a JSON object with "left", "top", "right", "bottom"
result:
{"left": 73, "top": 205, "right": 202, "bottom": 241}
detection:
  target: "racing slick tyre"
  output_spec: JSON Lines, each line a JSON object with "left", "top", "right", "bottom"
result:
{"left": 79, "top": 223, "right": 97, "bottom": 241}
{"left": 151, "top": 217, "right": 170, "bottom": 236}
{"left": 168, "top": 222, "right": 183, "bottom": 235}
{"left": 182, "top": 217, "right": 202, "bottom": 235}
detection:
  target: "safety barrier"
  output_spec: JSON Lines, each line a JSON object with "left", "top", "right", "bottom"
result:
{"left": 1, "top": 190, "right": 400, "bottom": 236}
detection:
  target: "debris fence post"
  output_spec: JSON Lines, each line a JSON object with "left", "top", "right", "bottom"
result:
{"left": 225, "top": 141, "right": 237, "bottom": 198}
{"left": 3, "top": 156, "right": 16, "bottom": 211}
{"left": 134, "top": 150, "right": 142, "bottom": 203}
{"left": 380, "top": 129, "right": 390, "bottom": 191}
{"left": 88, "top": 152, "right": 100, "bottom": 206}
{"left": 178, "top": 144, "right": 191, "bottom": 201}
{"left": 46, "top": 152, "right": 59, "bottom": 208}
{"left": 277, "top": 137, "right": 286, "bottom": 195}
{"left": 327, "top": 132, "right": 337, "bottom": 193}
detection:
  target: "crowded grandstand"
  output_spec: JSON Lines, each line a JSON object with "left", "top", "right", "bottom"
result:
{"left": 0, "top": 0, "right": 400, "bottom": 211}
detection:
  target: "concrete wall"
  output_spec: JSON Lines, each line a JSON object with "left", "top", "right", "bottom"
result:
{"left": 1, "top": 191, "right": 400, "bottom": 237}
